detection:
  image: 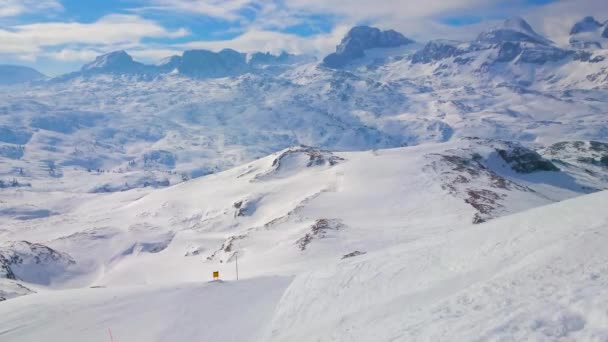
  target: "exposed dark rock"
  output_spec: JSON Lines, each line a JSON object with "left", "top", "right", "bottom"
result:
{"left": 342, "top": 251, "right": 366, "bottom": 259}
{"left": 574, "top": 51, "right": 606, "bottom": 63}
{"left": 411, "top": 41, "right": 468, "bottom": 64}
{"left": 297, "top": 219, "right": 344, "bottom": 251}
{"left": 178, "top": 49, "right": 249, "bottom": 78}
{"left": 570, "top": 16, "right": 602, "bottom": 35}
{"left": 0, "top": 255, "right": 16, "bottom": 280}
{"left": 497, "top": 147, "right": 559, "bottom": 173}
{"left": 496, "top": 42, "right": 522, "bottom": 62}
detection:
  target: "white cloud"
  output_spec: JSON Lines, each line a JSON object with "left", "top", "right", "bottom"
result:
{"left": 44, "top": 48, "right": 103, "bottom": 62}
{"left": 143, "top": 0, "right": 255, "bottom": 21}
{"left": 524, "top": 0, "right": 608, "bottom": 46}
{"left": 129, "top": 48, "right": 184, "bottom": 62}
{"left": 0, "top": 0, "right": 62, "bottom": 17}
{"left": 0, "top": 14, "right": 188, "bottom": 57}
{"left": 285, "top": 0, "right": 493, "bottom": 20}
{"left": 180, "top": 26, "right": 351, "bottom": 56}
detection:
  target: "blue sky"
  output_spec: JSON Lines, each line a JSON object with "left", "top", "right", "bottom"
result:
{"left": 0, "top": 0, "right": 606, "bottom": 75}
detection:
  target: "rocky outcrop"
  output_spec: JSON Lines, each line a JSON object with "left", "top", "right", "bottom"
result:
{"left": 496, "top": 146, "right": 559, "bottom": 173}
{"left": 296, "top": 219, "right": 344, "bottom": 251}
{"left": 0, "top": 241, "right": 76, "bottom": 285}
{"left": 570, "top": 17, "right": 602, "bottom": 35}
{"left": 254, "top": 146, "right": 344, "bottom": 181}
{"left": 323, "top": 26, "right": 413, "bottom": 68}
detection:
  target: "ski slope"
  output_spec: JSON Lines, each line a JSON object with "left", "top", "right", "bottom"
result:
{"left": 1, "top": 139, "right": 604, "bottom": 290}
{"left": 0, "top": 190, "right": 606, "bottom": 341}
{"left": 0, "top": 140, "right": 607, "bottom": 341}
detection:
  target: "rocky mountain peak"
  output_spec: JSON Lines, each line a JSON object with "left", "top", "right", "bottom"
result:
{"left": 323, "top": 25, "right": 413, "bottom": 68}
{"left": 570, "top": 16, "right": 602, "bottom": 35}
{"left": 477, "top": 17, "right": 552, "bottom": 45}
{"left": 81, "top": 50, "right": 138, "bottom": 71}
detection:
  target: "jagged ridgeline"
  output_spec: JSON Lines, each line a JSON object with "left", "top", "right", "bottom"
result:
{"left": 0, "top": 16, "right": 606, "bottom": 197}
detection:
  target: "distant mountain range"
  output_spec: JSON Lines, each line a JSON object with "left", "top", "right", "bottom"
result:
{"left": 0, "top": 65, "right": 46, "bottom": 85}
{"left": 0, "top": 16, "right": 606, "bottom": 195}
{"left": 2, "top": 16, "right": 608, "bottom": 84}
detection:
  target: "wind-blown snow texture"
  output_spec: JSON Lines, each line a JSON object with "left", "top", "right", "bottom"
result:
{"left": 0, "top": 17, "right": 608, "bottom": 342}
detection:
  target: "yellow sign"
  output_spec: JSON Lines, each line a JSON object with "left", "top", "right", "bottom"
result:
{"left": 213, "top": 271, "right": 219, "bottom": 279}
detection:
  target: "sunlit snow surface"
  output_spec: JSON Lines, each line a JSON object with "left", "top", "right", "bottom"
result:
{"left": 0, "top": 139, "right": 607, "bottom": 341}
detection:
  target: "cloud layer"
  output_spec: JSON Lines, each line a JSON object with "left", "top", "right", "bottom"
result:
{"left": 0, "top": 0, "right": 62, "bottom": 17}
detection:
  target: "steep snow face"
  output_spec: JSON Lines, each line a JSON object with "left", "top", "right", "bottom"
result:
{"left": 0, "top": 65, "right": 45, "bottom": 85}
{"left": 323, "top": 26, "right": 414, "bottom": 68}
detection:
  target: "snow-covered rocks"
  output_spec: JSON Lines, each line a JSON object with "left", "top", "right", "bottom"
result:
{"left": 0, "top": 241, "right": 76, "bottom": 285}
{"left": 0, "top": 279, "right": 33, "bottom": 302}
{"left": 81, "top": 51, "right": 150, "bottom": 75}
{"left": 323, "top": 26, "right": 414, "bottom": 68}
{"left": 569, "top": 16, "right": 608, "bottom": 49}
{"left": 296, "top": 219, "right": 344, "bottom": 251}
{"left": 254, "top": 146, "right": 344, "bottom": 181}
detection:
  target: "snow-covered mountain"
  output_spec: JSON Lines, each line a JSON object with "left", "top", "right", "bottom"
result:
{"left": 323, "top": 25, "right": 415, "bottom": 68}
{"left": 477, "top": 16, "right": 554, "bottom": 45}
{"left": 0, "top": 17, "right": 606, "bottom": 195}
{"left": 56, "top": 49, "right": 315, "bottom": 81}
{"left": 0, "top": 139, "right": 606, "bottom": 340}
{"left": 0, "top": 65, "right": 45, "bottom": 85}
{"left": 569, "top": 16, "right": 608, "bottom": 49}
{"left": 1, "top": 15, "right": 608, "bottom": 339}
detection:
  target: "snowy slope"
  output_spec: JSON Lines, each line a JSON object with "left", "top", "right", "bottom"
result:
{"left": 0, "top": 187, "right": 606, "bottom": 341}
{"left": 0, "top": 139, "right": 606, "bottom": 292}
{"left": 264, "top": 190, "right": 608, "bottom": 341}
